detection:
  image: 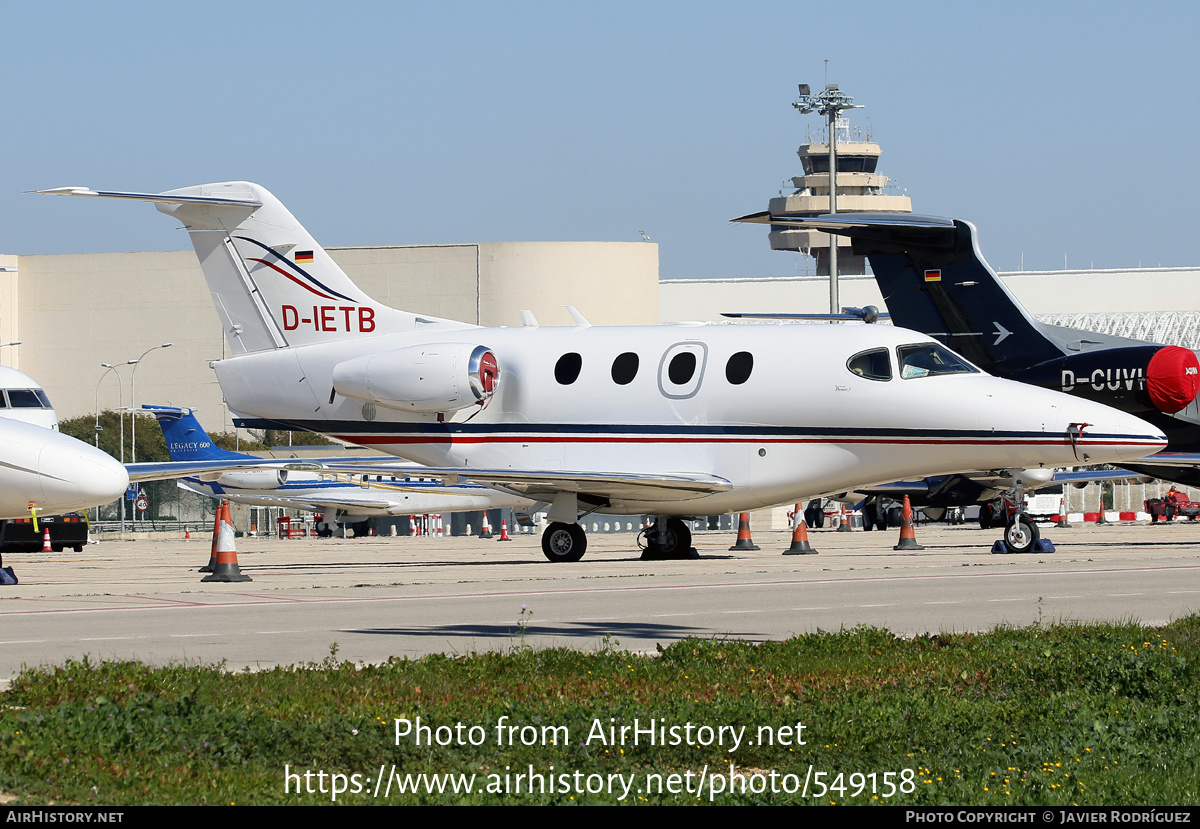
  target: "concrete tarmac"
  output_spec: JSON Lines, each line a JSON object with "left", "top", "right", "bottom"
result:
{"left": 1, "top": 521, "right": 1198, "bottom": 682}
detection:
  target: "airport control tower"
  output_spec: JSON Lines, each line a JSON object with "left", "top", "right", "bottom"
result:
{"left": 768, "top": 99, "right": 911, "bottom": 276}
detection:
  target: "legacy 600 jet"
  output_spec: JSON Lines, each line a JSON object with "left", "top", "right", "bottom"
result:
{"left": 39, "top": 183, "right": 1167, "bottom": 561}
{"left": 145, "top": 404, "right": 533, "bottom": 527}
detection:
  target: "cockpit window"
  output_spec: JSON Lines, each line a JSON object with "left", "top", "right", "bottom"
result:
{"left": 896, "top": 343, "right": 977, "bottom": 379}
{"left": 7, "top": 389, "right": 48, "bottom": 408}
{"left": 846, "top": 348, "right": 892, "bottom": 381}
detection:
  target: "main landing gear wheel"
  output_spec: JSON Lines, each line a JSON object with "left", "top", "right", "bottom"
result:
{"left": 541, "top": 522, "right": 587, "bottom": 562}
{"left": 862, "top": 502, "right": 878, "bottom": 532}
{"left": 641, "top": 518, "right": 696, "bottom": 560}
{"left": 979, "top": 502, "right": 997, "bottom": 530}
{"left": 1003, "top": 515, "right": 1040, "bottom": 554}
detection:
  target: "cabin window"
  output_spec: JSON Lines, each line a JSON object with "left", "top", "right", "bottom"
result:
{"left": 668, "top": 352, "right": 697, "bottom": 385}
{"left": 657, "top": 342, "right": 708, "bottom": 399}
{"left": 611, "top": 352, "right": 639, "bottom": 385}
{"left": 846, "top": 348, "right": 892, "bottom": 381}
{"left": 726, "top": 352, "right": 754, "bottom": 384}
{"left": 555, "top": 353, "right": 583, "bottom": 385}
{"left": 896, "top": 343, "right": 977, "bottom": 379}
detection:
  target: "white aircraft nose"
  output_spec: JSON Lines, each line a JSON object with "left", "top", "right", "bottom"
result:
{"left": 37, "top": 438, "right": 130, "bottom": 512}
{"left": 1070, "top": 406, "right": 1167, "bottom": 465}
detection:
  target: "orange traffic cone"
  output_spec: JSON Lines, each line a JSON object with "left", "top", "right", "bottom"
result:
{"left": 202, "top": 502, "right": 251, "bottom": 583}
{"left": 893, "top": 495, "right": 925, "bottom": 551}
{"left": 837, "top": 503, "right": 853, "bottom": 532}
{"left": 784, "top": 503, "right": 817, "bottom": 555}
{"left": 479, "top": 511, "right": 493, "bottom": 539}
{"left": 729, "top": 512, "right": 760, "bottom": 551}
{"left": 41, "top": 527, "right": 52, "bottom": 552}
{"left": 1057, "top": 496, "right": 1070, "bottom": 528}
{"left": 497, "top": 519, "right": 511, "bottom": 541}
{"left": 200, "top": 506, "right": 222, "bottom": 573}
{"left": 184, "top": 525, "right": 191, "bottom": 541}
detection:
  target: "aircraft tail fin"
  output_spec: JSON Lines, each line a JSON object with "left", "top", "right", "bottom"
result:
{"left": 37, "top": 183, "right": 473, "bottom": 354}
{"left": 144, "top": 405, "right": 252, "bottom": 462}
{"left": 736, "top": 212, "right": 1064, "bottom": 376}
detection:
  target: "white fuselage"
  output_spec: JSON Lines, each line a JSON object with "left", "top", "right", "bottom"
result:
{"left": 214, "top": 322, "right": 1166, "bottom": 515}
{"left": 0, "top": 417, "right": 129, "bottom": 518}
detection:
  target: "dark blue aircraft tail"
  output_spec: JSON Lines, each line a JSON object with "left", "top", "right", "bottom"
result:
{"left": 143, "top": 405, "right": 254, "bottom": 462}
{"left": 733, "top": 212, "right": 1066, "bottom": 378}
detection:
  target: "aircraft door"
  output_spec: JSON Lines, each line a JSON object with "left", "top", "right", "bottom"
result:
{"left": 657, "top": 342, "right": 707, "bottom": 399}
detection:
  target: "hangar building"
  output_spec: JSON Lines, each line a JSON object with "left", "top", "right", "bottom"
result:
{"left": 0, "top": 242, "right": 659, "bottom": 434}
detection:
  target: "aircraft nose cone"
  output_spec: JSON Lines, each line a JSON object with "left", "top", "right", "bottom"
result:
{"left": 38, "top": 439, "right": 130, "bottom": 511}
{"left": 1081, "top": 410, "right": 1167, "bottom": 464}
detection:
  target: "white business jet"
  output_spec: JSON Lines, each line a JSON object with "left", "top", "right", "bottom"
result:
{"left": 0, "top": 366, "right": 128, "bottom": 519}
{"left": 38, "top": 183, "right": 1167, "bottom": 562}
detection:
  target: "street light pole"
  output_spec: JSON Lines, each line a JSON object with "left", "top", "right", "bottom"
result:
{"left": 96, "top": 362, "right": 129, "bottom": 531}
{"left": 794, "top": 82, "right": 862, "bottom": 314}
{"left": 129, "top": 343, "right": 172, "bottom": 465}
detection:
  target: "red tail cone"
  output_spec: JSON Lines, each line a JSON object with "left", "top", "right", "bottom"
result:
{"left": 893, "top": 495, "right": 925, "bottom": 550}
{"left": 729, "top": 512, "right": 760, "bottom": 551}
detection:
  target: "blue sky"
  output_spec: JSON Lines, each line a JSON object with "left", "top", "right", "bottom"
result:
{"left": 2, "top": 1, "right": 1197, "bottom": 279}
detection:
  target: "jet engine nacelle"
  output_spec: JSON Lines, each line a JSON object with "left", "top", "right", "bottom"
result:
{"left": 198, "top": 469, "right": 288, "bottom": 489}
{"left": 332, "top": 343, "right": 500, "bottom": 413}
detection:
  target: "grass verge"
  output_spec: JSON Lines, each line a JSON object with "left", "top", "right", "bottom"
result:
{"left": 1, "top": 617, "right": 1198, "bottom": 805}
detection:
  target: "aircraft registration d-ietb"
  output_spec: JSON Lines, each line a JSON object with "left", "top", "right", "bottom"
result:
{"left": 39, "top": 183, "right": 1167, "bottom": 561}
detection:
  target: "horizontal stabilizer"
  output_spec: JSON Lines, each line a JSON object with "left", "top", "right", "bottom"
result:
{"left": 732, "top": 211, "right": 956, "bottom": 233}
{"left": 34, "top": 187, "right": 262, "bottom": 208}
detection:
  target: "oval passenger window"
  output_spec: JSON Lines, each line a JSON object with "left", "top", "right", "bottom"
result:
{"left": 725, "top": 352, "right": 753, "bottom": 384}
{"left": 555, "top": 353, "right": 583, "bottom": 385}
{"left": 611, "top": 352, "right": 639, "bottom": 385}
{"left": 668, "top": 352, "right": 697, "bottom": 385}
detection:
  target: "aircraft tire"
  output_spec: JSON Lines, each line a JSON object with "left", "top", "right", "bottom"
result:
{"left": 542, "top": 522, "right": 587, "bottom": 562}
{"left": 862, "top": 503, "right": 878, "bottom": 531}
{"left": 979, "top": 502, "right": 997, "bottom": 530}
{"left": 640, "top": 518, "right": 694, "bottom": 560}
{"left": 886, "top": 506, "right": 904, "bottom": 528}
{"left": 1003, "top": 515, "right": 1039, "bottom": 554}
{"left": 804, "top": 500, "right": 824, "bottom": 529}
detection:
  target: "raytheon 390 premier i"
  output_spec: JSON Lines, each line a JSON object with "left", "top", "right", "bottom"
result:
{"left": 39, "top": 183, "right": 1167, "bottom": 561}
